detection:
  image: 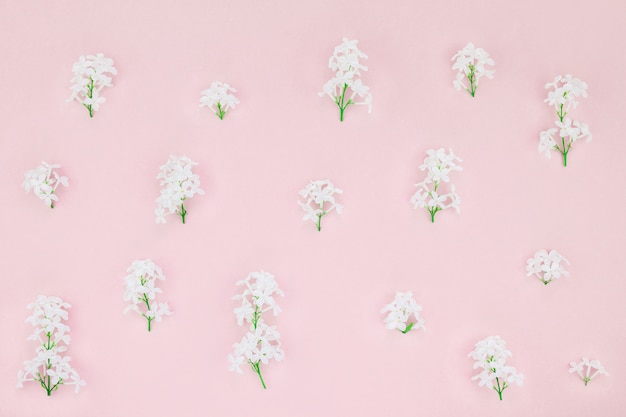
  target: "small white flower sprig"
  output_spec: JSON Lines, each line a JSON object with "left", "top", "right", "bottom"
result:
{"left": 469, "top": 336, "right": 524, "bottom": 401}
{"left": 539, "top": 75, "right": 591, "bottom": 166}
{"left": 229, "top": 271, "right": 285, "bottom": 389}
{"left": 298, "top": 179, "right": 343, "bottom": 231}
{"left": 451, "top": 43, "right": 495, "bottom": 97}
{"left": 17, "top": 296, "right": 86, "bottom": 396}
{"left": 569, "top": 358, "right": 608, "bottom": 386}
{"left": 123, "top": 259, "right": 172, "bottom": 332}
{"left": 319, "top": 37, "right": 372, "bottom": 121}
{"left": 69, "top": 53, "right": 117, "bottom": 118}
{"left": 155, "top": 155, "right": 204, "bottom": 224}
{"left": 410, "top": 148, "right": 462, "bottom": 223}
{"left": 526, "top": 249, "right": 569, "bottom": 285}
{"left": 200, "top": 81, "right": 240, "bottom": 120}
{"left": 22, "top": 162, "right": 69, "bottom": 208}
{"left": 381, "top": 291, "right": 425, "bottom": 334}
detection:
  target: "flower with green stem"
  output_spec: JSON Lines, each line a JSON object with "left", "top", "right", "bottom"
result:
{"left": 155, "top": 155, "right": 204, "bottom": 224}
{"left": 319, "top": 38, "right": 372, "bottom": 121}
{"left": 17, "top": 296, "right": 86, "bottom": 395}
{"left": 69, "top": 53, "right": 116, "bottom": 118}
{"left": 569, "top": 358, "right": 608, "bottom": 386}
{"left": 200, "top": 81, "right": 239, "bottom": 120}
{"left": 123, "top": 259, "right": 172, "bottom": 332}
{"left": 381, "top": 291, "right": 425, "bottom": 334}
{"left": 526, "top": 249, "right": 569, "bottom": 285}
{"left": 298, "top": 179, "right": 343, "bottom": 231}
{"left": 22, "top": 161, "right": 69, "bottom": 208}
{"left": 230, "top": 271, "right": 284, "bottom": 389}
{"left": 411, "top": 148, "right": 461, "bottom": 223}
{"left": 539, "top": 74, "right": 591, "bottom": 166}
{"left": 452, "top": 43, "right": 494, "bottom": 97}
{"left": 469, "top": 336, "right": 524, "bottom": 401}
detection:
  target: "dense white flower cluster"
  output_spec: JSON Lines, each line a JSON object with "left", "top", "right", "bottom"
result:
{"left": 123, "top": 259, "right": 172, "bottom": 332}
{"left": 451, "top": 43, "right": 495, "bottom": 97}
{"left": 526, "top": 249, "right": 569, "bottom": 285}
{"left": 469, "top": 336, "right": 524, "bottom": 401}
{"left": 229, "top": 271, "right": 284, "bottom": 389}
{"left": 539, "top": 75, "right": 591, "bottom": 166}
{"left": 200, "top": 81, "right": 240, "bottom": 120}
{"left": 381, "top": 291, "right": 425, "bottom": 334}
{"left": 319, "top": 37, "right": 372, "bottom": 121}
{"left": 155, "top": 155, "right": 204, "bottom": 224}
{"left": 298, "top": 179, "right": 343, "bottom": 231}
{"left": 410, "top": 148, "right": 461, "bottom": 223}
{"left": 17, "top": 296, "right": 86, "bottom": 396}
{"left": 22, "top": 162, "right": 69, "bottom": 208}
{"left": 569, "top": 357, "right": 608, "bottom": 386}
{"left": 69, "top": 53, "right": 117, "bottom": 118}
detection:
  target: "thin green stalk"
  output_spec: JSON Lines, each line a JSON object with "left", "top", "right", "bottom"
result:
{"left": 337, "top": 83, "right": 353, "bottom": 121}
{"left": 466, "top": 65, "right": 477, "bottom": 97}
{"left": 216, "top": 103, "right": 225, "bottom": 120}
{"left": 250, "top": 361, "right": 267, "bottom": 389}
{"left": 179, "top": 202, "right": 187, "bottom": 224}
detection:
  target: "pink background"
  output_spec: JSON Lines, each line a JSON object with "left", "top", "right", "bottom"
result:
{"left": 1, "top": 0, "right": 625, "bottom": 416}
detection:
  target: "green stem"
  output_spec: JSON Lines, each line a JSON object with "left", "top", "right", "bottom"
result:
{"left": 216, "top": 103, "right": 225, "bottom": 120}
{"left": 466, "top": 66, "right": 477, "bottom": 97}
{"left": 179, "top": 202, "right": 187, "bottom": 224}
{"left": 495, "top": 377, "right": 503, "bottom": 400}
{"left": 337, "top": 83, "right": 352, "bottom": 121}
{"left": 251, "top": 362, "right": 267, "bottom": 389}
{"left": 561, "top": 137, "right": 568, "bottom": 167}
{"left": 87, "top": 78, "right": 94, "bottom": 118}
{"left": 141, "top": 289, "right": 153, "bottom": 332}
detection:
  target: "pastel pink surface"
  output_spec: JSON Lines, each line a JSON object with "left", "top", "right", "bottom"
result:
{"left": 1, "top": 0, "right": 625, "bottom": 416}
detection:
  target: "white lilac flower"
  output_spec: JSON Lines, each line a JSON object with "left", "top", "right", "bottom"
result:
{"left": 569, "top": 357, "right": 608, "bottom": 386}
{"left": 17, "top": 296, "right": 86, "bottom": 396}
{"left": 319, "top": 37, "right": 372, "bottom": 121}
{"left": 540, "top": 74, "right": 591, "bottom": 166}
{"left": 298, "top": 179, "right": 343, "bottom": 231}
{"left": 22, "top": 162, "right": 69, "bottom": 208}
{"left": 200, "top": 81, "right": 240, "bottom": 120}
{"left": 123, "top": 259, "right": 172, "bottom": 331}
{"left": 526, "top": 249, "right": 569, "bottom": 285}
{"left": 230, "top": 271, "right": 284, "bottom": 389}
{"left": 410, "top": 148, "right": 462, "bottom": 223}
{"left": 155, "top": 155, "right": 204, "bottom": 224}
{"left": 451, "top": 43, "right": 495, "bottom": 97}
{"left": 69, "top": 53, "right": 117, "bottom": 118}
{"left": 469, "top": 336, "right": 524, "bottom": 401}
{"left": 381, "top": 291, "right": 425, "bottom": 334}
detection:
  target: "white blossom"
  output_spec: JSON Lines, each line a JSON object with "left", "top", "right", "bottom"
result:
{"left": 155, "top": 155, "right": 204, "bottom": 224}
{"left": 540, "top": 74, "right": 591, "bottom": 166}
{"left": 469, "top": 336, "right": 524, "bottom": 400}
{"left": 69, "top": 53, "right": 117, "bottom": 117}
{"left": 298, "top": 179, "right": 343, "bottom": 231}
{"left": 22, "top": 161, "right": 69, "bottom": 208}
{"left": 569, "top": 357, "right": 608, "bottom": 386}
{"left": 381, "top": 291, "right": 425, "bottom": 334}
{"left": 451, "top": 43, "right": 495, "bottom": 97}
{"left": 17, "top": 296, "right": 86, "bottom": 395}
{"left": 319, "top": 37, "right": 372, "bottom": 121}
{"left": 200, "top": 81, "right": 240, "bottom": 120}
{"left": 230, "top": 271, "right": 284, "bottom": 389}
{"left": 526, "top": 249, "right": 569, "bottom": 285}
{"left": 123, "top": 259, "right": 172, "bottom": 331}
{"left": 410, "top": 148, "right": 462, "bottom": 222}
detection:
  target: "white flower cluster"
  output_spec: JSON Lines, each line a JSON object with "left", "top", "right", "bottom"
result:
{"left": 17, "top": 296, "right": 86, "bottom": 396}
{"left": 22, "top": 161, "right": 69, "bottom": 208}
{"left": 319, "top": 37, "right": 372, "bottom": 121}
{"left": 69, "top": 53, "right": 117, "bottom": 118}
{"left": 469, "top": 336, "right": 524, "bottom": 401}
{"left": 229, "top": 271, "right": 284, "bottom": 389}
{"left": 155, "top": 155, "right": 204, "bottom": 224}
{"left": 410, "top": 148, "right": 462, "bottom": 222}
{"left": 539, "top": 75, "right": 591, "bottom": 166}
{"left": 451, "top": 43, "right": 495, "bottom": 97}
{"left": 526, "top": 249, "right": 569, "bottom": 285}
{"left": 569, "top": 357, "right": 608, "bottom": 386}
{"left": 123, "top": 259, "right": 172, "bottom": 332}
{"left": 298, "top": 179, "right": 343, "bottom": 231}
{"left": 381, "top": 291, "right": 425, "bottom": 334}
{"left": 200, "top": 81, "right": 240, "bottom": 120}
